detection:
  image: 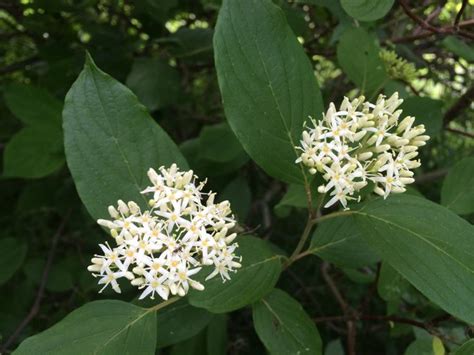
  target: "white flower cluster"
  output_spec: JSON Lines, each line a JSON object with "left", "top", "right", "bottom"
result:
{"left": 88, "top": 164, "right": 241, "bottom": 300}
{"left": 296, "top": 93, "right": 429, "bottom": 209}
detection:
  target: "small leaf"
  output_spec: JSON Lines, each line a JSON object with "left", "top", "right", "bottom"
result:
{"left": 401, "top": 97, "right": 443, "bottom": 137}
{"left": 13, "top": 300, "right": 157, "bottom": 354}
{"left": 214, "top": 0, "right": 323, "bottom": 184}
{"left": 63, "top": 53, "right": 187, "bottom": 220}
{"left": 310, "top": 216, "right": 379, "bottom": 269}
{"left": 0, "top": 238, "right": 27, "bottom": 285}
{"left": 441, "top": 157, "right": 474, "bottom": 215}
{"left": 252, "top": 288, "right": 322, "bottom": 355}
{"left": 156, "top": 299, "right": 212, "bottom": 348}
{"left": 274, "top": 184, "right": 317, "bottom": 218}
{"left": 199, "top": 122, "right": 245, "bottom": 163}
{"left": 354, "top": 194, "right": 474, "bottom": 324}
{"left": 337, "top": 27, "right": 387, "bottom": 96}
{"left": 126, "top": 58, "right": 181, "bottom": 112}
{"left": 442, "top": 36, "right": 474, "bottom": 62}
{"left": 377, "top": 262, "right": 409, "bottom": 304}
{"left": 453, "top": 339, "right": 474, "bottom": 355}
{"left": 219, "top": 176, "right": 251, "bottom": 222}
{"left": 4, "top": 84, "right": 62, "bottom": 126}
{"left": 188, "top": 235, "right": 282, "bottom": 313}
{"left": 3, "top": 125, "right": 64, "bottom": 178}
{"left": 341, "top": 0, "right": 394, "bottom": 22}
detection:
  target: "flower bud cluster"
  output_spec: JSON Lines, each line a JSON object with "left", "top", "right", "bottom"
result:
{"left": 88, "top": 164, "right": 241, "bottom": 300}
{"left": 296, "top": 93, "right": 429, "bottom": 209}
{"left": 379, "top": 49, "right": 418, "bottom": 82}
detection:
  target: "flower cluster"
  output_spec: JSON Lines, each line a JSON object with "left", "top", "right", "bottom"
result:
{"left": 379, "top": 49, "right": 418, "bottom": 82}
{"left": 88, "top": 164, "right": 241, "bottom": 300}
{"left": 296, "top": 93, "right": 429, "bottom": 209}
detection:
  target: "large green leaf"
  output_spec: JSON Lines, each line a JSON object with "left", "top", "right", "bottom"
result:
{"left": 341, "top": 0, "right": 394, "bottom": 22}
{"left": 252, "top": 288, "right": 322, "bottom": 355}
{"left": 63, "top": 53, "right": 187, "bottom": 220}
{"left": 4, "top": 84, "right": 62, "bottom": 126}
{"left": 337, "top": 27, "right": 387, "bottom": 96}
{"left": 441, "top": 157, "right": 474, "bottom": 215}
{"left": 3, "top": 125, "right": 64, "bottom": 178}
{"left": 156, "top": 299, "right": 212, "bottom": 348}
{"left": 13, "top": 300, "right": 157, "bottom": 354}
{"left": 309, "top": 216, "right": 379, "bottom": 268}
{"left": 126, "top": 58, "right": 181, "bottom": 112}
{"left": 206, "top": 314, "right": 228, "bottom": 355}
{"left": 214, "top": 0, "right": 323, "bottom": 184}
{"left": 188, "top": 235, "right": 282, "bottom": 313}
{"left": 377, "top": 262, "right": 409, "bottom": 304}
{"left": 0, "top": 238, "right": 27, "bottom": 285}
{"left": 400, "top": 97, "right": 443, "bottom": 137}
{"left": 353, "top": 195, "right": 474, "bottom": 324}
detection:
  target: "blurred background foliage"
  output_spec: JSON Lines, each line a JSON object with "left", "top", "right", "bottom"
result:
{"left": 0, "top": 0, "right": 473, "bottom": 354}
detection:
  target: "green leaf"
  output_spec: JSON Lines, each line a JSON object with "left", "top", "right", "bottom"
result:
{"left": 126, "top": 58, "right": 181, "bottom": 112}
{"left": 400, "top": 97, "right": 443, "bottom": 137}
{"left": 309, "top": 216, "right": 379, "bottom": 269}
{"left": 169, "top": 28, "right": 214, "bottom": 61}
{"left": 3, "top": 125, "right": 64, "bottom": 178}
{"left": 404, "top": 336, "right": 445, "bottom": 355}
{"left": 214, "top": 0, "right": 323, "bottom": 184}
{"left": 188, "top": 235, "right": 282, "bottom": 313}
{"left": 206, "top": 314, "right": 228, "bottom": 355}
{"left": 337, "top": 27, "right": 387, "bottom": 96}
{"left": 354, "top": 194, "right": 474, "bottom": 324}
{"left": 0, "top": 238, "right": 27, "bottom": 285}
{"left": 13, "top": 300, "right": 157, "bottom": 354}
{"left": 454, "top": 339, "right": 474, "bottom": 355}
{"left": 441, "top": 157, "right": 474, "bottom": 215}
{"left": 156, "top": 299, "right": 212, "bottom": 348}
{"left": 377, "top": 262, "right": 409, "bottom": 304}
{"left": 63, "top": 53, "right": 187, "bottom": 220}
{"left": 169, "top": 329, "right": 207, "bottom": 355}
{"left": 4, "top": 84, "right": 62, "bottom": 126}
{"left": 219, "top": 176, "right": 251, "bottom": 222}
{"left": 442, "top": 36, "right": 474, "bottom": 62}
{"left": 199, "top": 122, "right": 245, "bottom": 163}
{"left": 24, "top": 259, "right": 74, "bottom": 293}
{"left": 341, "top": 0, "right": 394, "bottom": 22}
{"left": 274, "top": 184, "right": 315, "bottom": 218}
{"left": 252, "top": 288, "right": 322, "bottom": 355}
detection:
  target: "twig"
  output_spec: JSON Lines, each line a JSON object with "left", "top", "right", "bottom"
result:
{"left": 445, "top": 127, "right": 474, "bottom": 139}
{"left": 390, "top": 18, "right": 474, "bottom": 43}
{"left": 454, "top": 0, "right": 468, "bottom": 30}
{"left": 314, "top": 314, "right": 430, "bottom": 331}
{"left": 443, "top": 86, "right": 474, "bottom": 125}
{"left": 0, "top": 211, "right": 71, "bottom": 353}
{"left": 321, "top": 262, "right": 356, "bottom": 355}
{"left": 398, "top": 0, "right": 440, "bottom": 33}
{"left": 415, "top": 168, "right": 448, "bottom": 184}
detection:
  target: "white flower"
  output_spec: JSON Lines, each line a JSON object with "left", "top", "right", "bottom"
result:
{"left": 88, "top": 164, "right": 242, "bottom": 300}
{"left": 296, "top": 93, "right": 429, "bottom": 209}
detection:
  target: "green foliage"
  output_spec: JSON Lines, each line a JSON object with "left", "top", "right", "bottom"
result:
{"left": 252, "top": 288, "right": 322, "bottom": 355}
{"left": 310, "top": 216, "right": 378, "bottom": 269}
{"left": 354, "top": 195, "right": 474, "bottom": 324}
{"left": 337, "top": 27, "right": 387, "bottom": 96}
{"left": 62, "top": 53, "right": 187, "bottom": 220}
{"left": 126, "top": 58, "right": 181, "bottom": 112}
{"left": 188, "top": 236, "right": 282, "bottom": 313}
{"left": 341, "top": 0, "right": 394, "bottom": 22}
{"left": 441, "top": 157, "right": 474, "bottom": 215}
{"left": 14, "top": 301, "right": 157, "bottom": 354}
{"left": 214, "top": 0, "right": 323, "bottom": 184}
{"left": 155, "top": 299, "right": 212, "bottom": 348}
{"left": 0, "top": 238, "right": 27, "bottom": 286}
{"left": 1, "top": 0, "right": 473, "bottom": 354}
